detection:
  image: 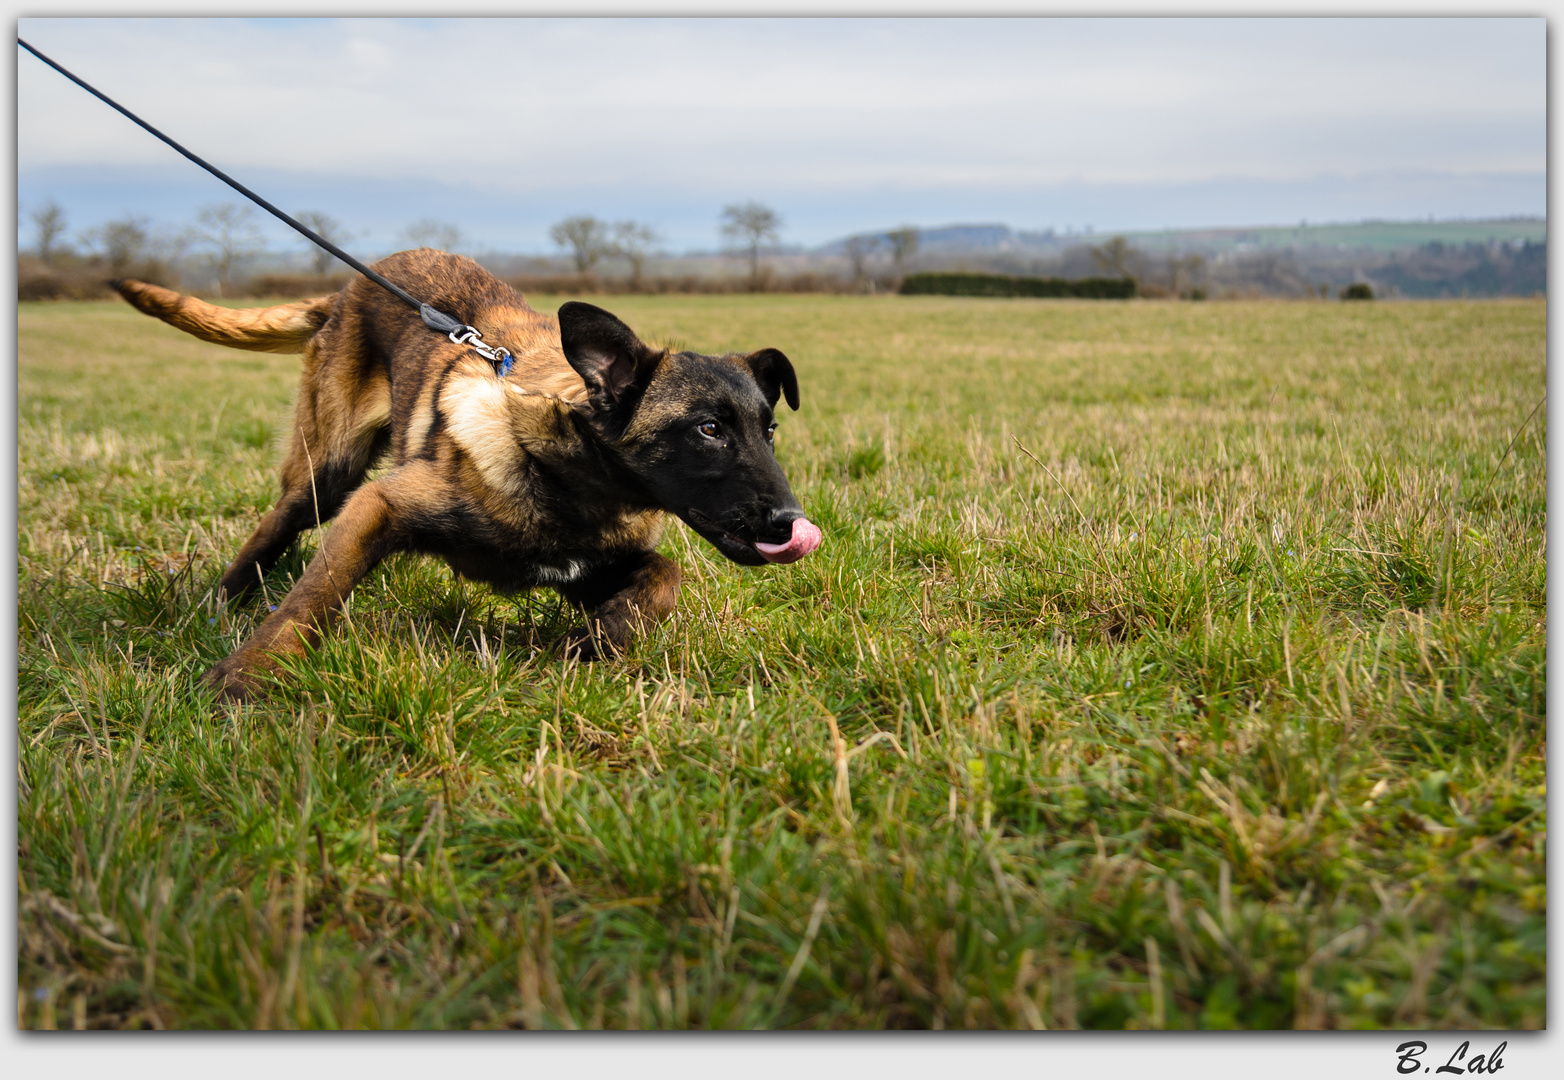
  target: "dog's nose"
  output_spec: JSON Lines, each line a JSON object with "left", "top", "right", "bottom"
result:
{"left": 761, "top": 507, "right": 803, "bottom": 544}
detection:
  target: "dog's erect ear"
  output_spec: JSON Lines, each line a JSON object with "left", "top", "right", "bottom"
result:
{"left": 558, "top": 302, "right": 662, "bottom": 410}
{"left": 744, "top": 348, "right": 799, "bottom": 411}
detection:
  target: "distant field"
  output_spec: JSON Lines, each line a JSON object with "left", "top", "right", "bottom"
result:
{"left": 18, "top": 293, "right": 1545, "bottom": 1029}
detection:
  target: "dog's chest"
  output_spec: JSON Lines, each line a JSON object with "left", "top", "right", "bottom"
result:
{"left": 529, "top": 558, "right": 589, "bottom": 585}
{"left": 440, "top": 545, "right": 592, "bottom": 592}
{"left": 434, "top": 368, "right": 528, "bottom": 495}
{"left": 433, "top": 500, "right": 666, "bottom": 594}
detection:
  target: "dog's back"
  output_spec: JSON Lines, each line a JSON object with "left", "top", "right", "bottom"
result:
{"left": 117, "top": 251, "right": 588, "bottom": 402}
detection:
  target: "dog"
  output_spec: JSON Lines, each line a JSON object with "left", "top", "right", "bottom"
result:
{"left": 114, "top": 249, "right": 822, "bottom": 702}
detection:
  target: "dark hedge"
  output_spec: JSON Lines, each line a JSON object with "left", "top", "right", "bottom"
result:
{"left": 899, "top": 272, "right": 1137, "bottom": 299}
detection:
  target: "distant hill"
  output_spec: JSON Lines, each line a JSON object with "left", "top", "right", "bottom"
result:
{"left": 1121, "top": 218, "right": 1546, "bottom": 254}
{"left": 820, "top": 217, "right": 1546, "bottom": 257}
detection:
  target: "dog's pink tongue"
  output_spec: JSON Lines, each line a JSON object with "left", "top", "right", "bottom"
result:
{"left": 754, "top": 518, "right": 822, "bottom": 564}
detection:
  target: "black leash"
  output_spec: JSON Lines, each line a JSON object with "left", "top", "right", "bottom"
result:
{"left": 18, "top": 37, "right": 513, "bottom": 375}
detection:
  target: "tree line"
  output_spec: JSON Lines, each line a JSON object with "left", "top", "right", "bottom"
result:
{"left": 22, "top": 198, "right": 478, "bottom": 297}
{"left": 546, "top": 202, "right": 925, "bottom": 293}
{"left": 21, "top": 195, "right": 932, "bottom": 297}
{"left": 30, "top": 195, "right": 1517, "bottom": 300}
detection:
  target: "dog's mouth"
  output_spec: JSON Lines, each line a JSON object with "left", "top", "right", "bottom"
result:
{"left": 684, "top": 509, "right": 822, "bottom": 567}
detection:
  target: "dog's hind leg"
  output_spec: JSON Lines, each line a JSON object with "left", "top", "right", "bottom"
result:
{"left": 218, "top": 374, "right": 391, "bottom": 603}
{"left": 217, "top": 448, "right": 375, "bottom": 602}
{"left": 558, "top": 551, "right": 683, "bottom": 660}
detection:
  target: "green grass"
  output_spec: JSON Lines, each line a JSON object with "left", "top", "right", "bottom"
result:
{"left": 17, "top": 294, "right": 1545, "bottom": 1030}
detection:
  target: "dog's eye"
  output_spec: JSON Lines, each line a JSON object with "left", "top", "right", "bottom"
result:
{"left": 766, "top": 424, "right": 778, "bottom": 442}
{"left": 698, "top": 421, "right": 722, "bottom": 439}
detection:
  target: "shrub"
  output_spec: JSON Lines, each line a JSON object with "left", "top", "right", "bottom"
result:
{"left": 17, "top": 254, "right": 178, "bottom": 301}
{"left": 1341, "top": 282, "right": 1375, "bottom": 301}
{"left": 898, "top": 271, "right": 1137, "bottom": 299}
{"left": 17, "top": 265, "right": 113, "bottom": 301}
{"left": 244, "top": 274, "right": 352, "bottom": 298}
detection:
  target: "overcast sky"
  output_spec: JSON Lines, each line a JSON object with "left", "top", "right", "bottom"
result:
{"left": 16, "top": 16, "right": 1545, "bottom": 253}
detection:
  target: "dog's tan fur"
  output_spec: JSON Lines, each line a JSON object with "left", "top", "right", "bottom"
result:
{"left": 110, "top": 286, "right": 335, "bottom": 353}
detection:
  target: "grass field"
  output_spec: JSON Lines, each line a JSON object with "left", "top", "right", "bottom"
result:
{"left": 17, "top": 293, "right": 1545, "bottom": 1030}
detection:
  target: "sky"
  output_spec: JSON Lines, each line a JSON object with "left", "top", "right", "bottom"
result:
{"left": 15, "top": 16, "right": 1546, "bottom": 256}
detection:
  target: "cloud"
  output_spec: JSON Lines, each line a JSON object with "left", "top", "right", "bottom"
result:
{"left": 15, "top": 16, "right": 1544, "bottom": 246}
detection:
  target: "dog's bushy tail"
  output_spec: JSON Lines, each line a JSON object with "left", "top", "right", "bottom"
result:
{"left": 114, "top": 279, "right": 334, "bottom": 354}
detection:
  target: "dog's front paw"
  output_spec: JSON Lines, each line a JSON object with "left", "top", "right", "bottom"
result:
{"left": 201, "top": 658, "right": 266, "bottom": 705}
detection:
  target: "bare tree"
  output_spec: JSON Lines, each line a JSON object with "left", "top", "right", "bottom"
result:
{"left": 192, "top": 203, "right": 264, "bottom": 295}
{"left": 886, "top": 226, "right": 920, "bottom": 279}
{"left": 401, "top": 218, "right": 462, "bottom": 252}
{"left": 550, "top": 215, "right": 613, "bottom": 274}
{"left": 1229, "top": 251, "right": 1312, "bottom": 297}
{"left": 147, "top": 225, "right": 192, "bottom": 286}
{"left": 1166, "top": 252, "right": 1206, "bottom": 298}
{"left": 79, "top": 215, "right": 152, "bottom": 277}
{"left": 612, "top": 221, "right": 659, "bottom": 290}
{"left": 296, "top": 210, "right": 353, "bottom": 275}
{"left": 844, "top": 234, "right": 881, "bottom": 291}
{"left": 720, "top": 201, "right": 782, "bottom": 290}
{"left": 30, "top": 200, "right": 68, "bottom": 265}
{"left": 1090, "top": 235, "right": 1139, "bottom": 281}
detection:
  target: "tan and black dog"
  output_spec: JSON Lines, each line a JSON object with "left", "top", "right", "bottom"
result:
{"left": 115, "top": 249, "right": 822, "bottom": 701}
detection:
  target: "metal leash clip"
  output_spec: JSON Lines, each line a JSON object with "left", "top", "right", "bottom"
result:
{"left": 448, "top": 325, "right": 514, "bottom": 375}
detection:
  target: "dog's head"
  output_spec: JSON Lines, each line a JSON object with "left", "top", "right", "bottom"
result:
{"left": 558, "top": 301, "right": 821, "bottom": 567}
